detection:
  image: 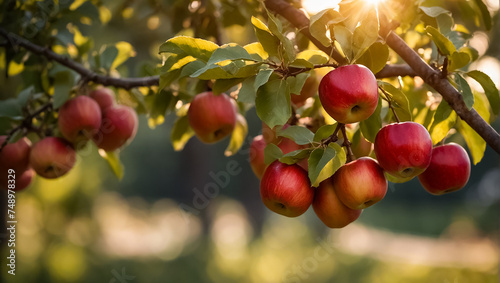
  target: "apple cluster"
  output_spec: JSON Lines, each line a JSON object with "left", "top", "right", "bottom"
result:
{"left": 249, "top": 64, "right": 472, "bottom": 229}
{"left": 0, "top": 88, "right": 138, "bottom": 191}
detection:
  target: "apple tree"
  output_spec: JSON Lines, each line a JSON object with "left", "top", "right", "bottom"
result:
{"left": 0, "top": 0, "right": 499, "bottom": 228}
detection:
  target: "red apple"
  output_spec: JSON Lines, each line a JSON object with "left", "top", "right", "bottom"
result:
{"left": 0, "top": 136, "right": 31, "bottom": 173}
{"left": 333, "top": 157, "right": 387, "bottom": 209}
{"left": 418, "top": 143, "right": 471, "bottom": 195}
{"left": 374, "top": 122, "right": 432, "bottom": 179}
{"left": 0, "top": 168, "right": 35, "bottom": 191}
{"left": 58, "top": 96, "right": 102, "bottom": 143}
{"left": 313, "top": 178, "right": 363, "bottom": 228}
{"left": 260, "top": 161, "right": 314, "bottom": 217}
{"left": 89, "top": 88, "right": 115, "bottom": 110}
{"left": 249, "top": 135, "right": 267, "bottom": 179}
{"left": 30, "top": 137, "right": 76, "bottom": 179}
{"left": 262, "top": 123, "right": 290, "bottom": 145}
{"left": 188, "top": 92, "right": 236, "bottom": 144}
{"left": 318, "top": 64, "right": 379, "bottom": 124}
{"left": 93, "top": 105, "right": 138, "bottom": 151}
{"left": 351, "top": 135, "right": 373, "bottom": 158}
{"left": 291, "top": 72, "right": 319, "bottom": 106}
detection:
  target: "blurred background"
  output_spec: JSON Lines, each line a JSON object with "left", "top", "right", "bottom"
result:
{"left": 1, "top": 0, "right": 499, "bottom": 282}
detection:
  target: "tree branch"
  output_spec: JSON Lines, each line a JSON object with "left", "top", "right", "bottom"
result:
{"left": 263, "top": 0, "right": 416, "bottom": 78}
{"left": 0, "top": 28, "right": 159, "bottom": 90}
{"left": 384, "top": 31, "right": 500, "bottom": 154}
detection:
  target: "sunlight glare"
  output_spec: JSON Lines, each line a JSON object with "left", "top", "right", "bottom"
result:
{"left": 302, "top": 0, "right": 341, "bottom": 14}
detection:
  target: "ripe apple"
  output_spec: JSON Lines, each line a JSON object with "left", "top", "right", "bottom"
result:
{"left": 0, "top": 168, "right": 35, "bottom": 191}
{"left": 291, "top": 72, "right": 319, "bottom": 106}
{"left": 89, "top": 87, "right": 115, "bottom": 110}
{"left": 418, "top": 143, "right": 471, "bottom": 195}
{"left": 30, "top": 137, "right": 76, "bottom": 179}
{"left": 262, "top": 123, "right": 290, "bottom": 144}
{"left": 333, "top": 157, "right": 387, "bottom": 209}
{"left": 58, "top": 96, "right": 102, "bottom": 143}
{"left": 351, "top": 134, "right": 373, "bottom": 158}
{"left": 260, "top": 161, "right": 314, "bottom": 217}
{"left": 318, "top": 64, "right": 378, "bottom": 124}
{"left": 93, "top": 105, "right": 138, "bottom": 151}
{"left": 0, "top": 136, "right": 31, "bottom": 173}
{"left": 374, "top": 122, "right": 432, "bottom": 179}
{"left": 188, "top": 92, "right": 236, "bottom": 144}
{"left": 249, "top": 135, "right": 267, "bottom": 179}
{"left": 313, "top": 178, "right": 362, "bottom": 228}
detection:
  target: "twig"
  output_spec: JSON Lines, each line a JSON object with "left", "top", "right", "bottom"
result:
{"left": 321, "top": 123, "right": 342, "bottom": 146}
{"left": 378, "top": 86, "right": 400, "bottom": 123}
{"left": 0, "top": 28, "right": 159, "bottom": 90}
{"left": 340, "top": 125, "right": 355, "bottom": 162}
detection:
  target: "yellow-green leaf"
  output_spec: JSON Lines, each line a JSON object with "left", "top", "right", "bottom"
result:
{"left": 225, "top": 114, "right": 248, "bottom": 156}
{"left": 99, "top": 150, "right": 124, "bottom": 180}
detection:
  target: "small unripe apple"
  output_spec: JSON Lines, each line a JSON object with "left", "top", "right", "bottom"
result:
{"left": 291, "top": 72, "right": 319, "bottom": 106}
{"left": 58, "top": 96, "right": 102, "bottom": 143}
{"left": 260, "top": 161, "right": 314, "bottom": 217}
{"left": 249, "top": 135, "right": 267, "bottom": 179}
{"left": 0, "top": 136, "right": 31, "bottom": 173}
{"left": 89, "top": 88, "right": 115, "bottom": 110}
{"left": 374, "top": 122, "right": 432, "bottom": 179}
{"left": 188, "top": 92, "right": 236, "bottom": 144}
{"left": 30, "top": 137, "right": 76, "bottom": 179}
{"left": 319, "top": 65, "right": 378, "bottom": 124}
{"left": 0, "top": 168, "right": 35, "bottom": 191}
{"left": 313, "top": 178, "right": 363, "bottom": 228}
{"left": 93, "top": 105, "right": 138, "bottom": 152}
{"left": 333, "top": 157, "right": 387, "bottom": 209}
{"left": 418, "top": 143, "right": 471, "bottom": 195}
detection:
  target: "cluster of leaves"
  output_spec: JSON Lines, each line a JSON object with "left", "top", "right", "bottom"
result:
{"left": 157, "top": 0, "right": 498, "bottom": 186}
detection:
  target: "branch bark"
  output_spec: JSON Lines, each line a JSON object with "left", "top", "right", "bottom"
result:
{"left": 0, "top": 28, "right": 159, "bottom": 89}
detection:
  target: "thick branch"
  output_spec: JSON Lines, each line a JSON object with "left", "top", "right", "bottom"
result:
{"left": 0, "top": 28, "right": 159, "bottom": 89}
{"left": 384, "top": 31, "right": 500, "bottom": 154}
{"left": 263, "top": 0, "right": 416, "bottom": 78}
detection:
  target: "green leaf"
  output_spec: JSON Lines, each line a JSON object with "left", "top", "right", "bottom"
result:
{"left": 195, "top": 62, "right": 262, "bottom": 80}
{"left": 251, "top": 16, "right": 281, "bottom": 60}
{"left": 287, "top": 72, "right": 310, "bottom": 95}
{"left": 466, "top": 70, "right": 500, "bottom": 115}
{"left": 277, "top": 125, "right": 314, "bottom": 145}
{"left": 334, "top": 25, "right": 353, "bottom": 61}
{"left": 213, "top": 78, "right": 245, "bottom": 95}
{"left": 428, "top": 100, "right": 457, "bottom": 144}
{"left": 171, "top": 115, "right": 194, "bottom": 151}
{"left": 309, "top": 9, "right": 345, "bottom": 47}
{"left": 100, "top": 45, "right": 119, "bottom": 70}
{"left": 0, "top": 99, "right": 22, "bottom": 119}
{"left": 255, "top": 78, "right": 291, "bottom": 129}
{"left": 419, "top": 6, "right": 451, "bottom": 17}
{"left": 472, "top": 0, "right": 492, "bottom": 30}
{"left": 16, "top": 86, "right": 35, "bottom": 107}
{"left": 279, "top": 148, "right": 313, "bottom": 165}
{"left": 225, "top": 114, "right": 248, "bottom": 156}
{"left": 159, "top": 69, "right": 182, "bottom": 90}
{"left": 454, "top": 74, "right": 474, "bottom": 109}
{"left": 111, "top": 41, "right": 135, "bottom": 69}
{"left": 359, "top": 98, "right": 382, "bottom": 143}
{"left": 264, "top": 143, "right": 283, "bottom": 165}
{"left": 459, "top": 47, "right": 479, "bottom": 62}
{"left": 265, "top": 11, "right": 296, "bottom": 64}
{"left": 8, "top": 129, "right": 24, "bottom": 143}
{"left": 448, "top": 52, "right": 470, "bottom": 71}
{"left": 244, "top": 42, "right": 269, "bottom": 60}
{"left": 313, "top": 124, "right": 338, "bottom": 142}
{"left": 356, "top": 42, "right": 389, "bottom": 74}
{"left": 99, "top": 150, "right": 124, "bottom": 180}
{"left": 53, "top": 70, "right": 77, "bottom": 109}
{"left": 296, "top": 50, "right": 330, "bottom": 65}
{"left": 238, "top": 68, "right": 274, "bottom": 103}
{"left": 352, "top": 10, "right": 379, "bottom": 61}
{"left": 147, "top": 90, "right": 176, "bottom": 129}
{"left": 308, "top": 143, "right": 346, "bottom": 187}
{"left": 458, "top": 92, "right": 490, "bottom": 164}
{"left": 425, "top": 26, "right": 456, "bottom": 55}
{"left": 436, "top": 13, "right": 454, "bottom": 35}
{"left": 159, "top": 36, "right": 219, "bottom": 62}
{"left": 378, "top": 81, "right": 412, "bottom": 121}
{"left": 207, "top": 44, "right": 256, "bottom": 65}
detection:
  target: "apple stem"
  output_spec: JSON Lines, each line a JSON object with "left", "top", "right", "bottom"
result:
{"left": 340, "top": 125, "right": 356, "bottom": 162}
{"left": 378, "top": 86, "right": 401, "bottom": 123}
{"left": 321, "top": 123, "right": 342, "bottom": 146}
